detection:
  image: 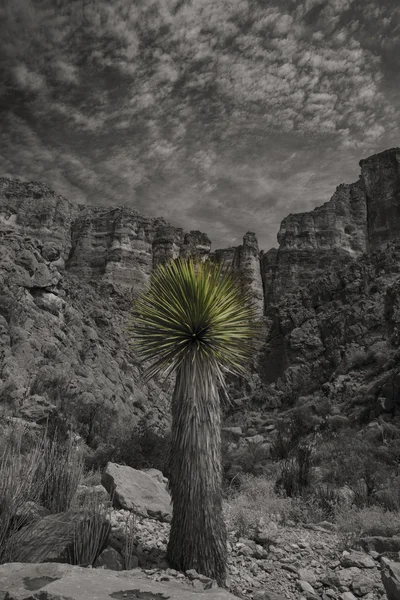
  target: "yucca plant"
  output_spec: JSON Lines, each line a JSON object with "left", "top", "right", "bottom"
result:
{"left": 130, "top": 257, "right": 259, "bottom": 585}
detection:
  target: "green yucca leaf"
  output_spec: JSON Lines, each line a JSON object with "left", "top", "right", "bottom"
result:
{"left": 130, "top": 257, "right": 261, "bottom": 384}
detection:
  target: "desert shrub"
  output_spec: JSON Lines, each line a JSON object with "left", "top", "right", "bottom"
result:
{"left": 371, "top": 476, "right": 400, "bottom": 511}
{"left": 86, "top": 416, "right": 171, "bottom": 475}
{"left": 225, "top": 474, "right": 293, "bottom": 537}
{"left": 81, "top": 467, "right": 102, "bottom": 487}
{"left": 270, "top": 430, "right": 294, "bottom": 460}
{"left": 222, "top": 440, "right": 271, "bottom": 482}
{"left": 336, "top": 504, "right": 400, "bottom": 548}
{"left": 122, "top": 512, "right": 137, "bottom": 569}
{"left": 275, "top": 443, "right": 313, "bottom": 498}
{"left": 312, "top": 484, "right": 340, "bottom": 519}
{"left": 314, "top": 429, "right": 392, "bottom": 492}
{"left": 285, "top": 495, "right": 331, "bottom": 525}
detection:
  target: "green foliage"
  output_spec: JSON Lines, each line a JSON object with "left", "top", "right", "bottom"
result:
{"left": 130, "top": 257, "right": 260, "bottom": 383}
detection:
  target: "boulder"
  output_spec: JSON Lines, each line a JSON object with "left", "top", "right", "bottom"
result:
{"left": 357, "top": 537, "right": 400, "bottom": 554}
{"left": 0, "top": 562, "right": 238, "bottom": 600}
{"left": 351, "top": 574, "right": 375, "bottom": 596}
{"left": 102, "top": 463, "right": 172, "bottom": 522}
{"left": 340, "top": 551, "right": 375, "bottom": 569}
{"left": 93, "top": 547, "right": 123, "bottom": 571}
{"left": 381, "top": 558, "right": 400, "bottom": 600}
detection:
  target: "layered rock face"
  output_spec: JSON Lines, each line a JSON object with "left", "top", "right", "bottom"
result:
{"left": 259, "top": 241, "right": 400, "bottom": 406}
{"left": 0, "top": 178, "right": 212, "bottom": 295}
{"left": 213, "top": 232, "right": 264, "bottom": 316}
{"left": 2, "top": 146, "right": 400, "bottom": 429}
{"left": 261, "top": 179, "right": 368, "bottom": 304}
{"left": 263, "top": 147, "right": 400, "bottom": 305}
{"left": 361, "top": 147, "right": 400, "bottom": 251}
{"left": 0, "top": 178, "right": 213, "bottom": 435}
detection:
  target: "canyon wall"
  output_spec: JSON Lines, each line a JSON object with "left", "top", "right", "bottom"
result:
{"left": 2, "top": 146, "right": 400, "bottom": 429}
{"left": 262, "top": 147, "right": 400, "bottom": 308}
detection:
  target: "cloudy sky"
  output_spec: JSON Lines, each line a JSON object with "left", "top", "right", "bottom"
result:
{"left": 0, "top": 0, "right": 399, "bottom": 250}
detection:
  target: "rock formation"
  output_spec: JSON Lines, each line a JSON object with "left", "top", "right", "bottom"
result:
{"left": 2, "top": 147, "right": 400, "bottom": 429}
{"left": 213, "top": 231, "right": 264, "bottom": 316}
{"left": 262, "top": 147, "right": 400, "bottom": 306}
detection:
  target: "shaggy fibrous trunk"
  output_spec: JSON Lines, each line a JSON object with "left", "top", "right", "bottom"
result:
{"left": 166, "top": 358, "right": 227, "bottom": 586}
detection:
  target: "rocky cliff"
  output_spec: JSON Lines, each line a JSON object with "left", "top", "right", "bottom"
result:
{"left": 0, "top": 178, "right": 216, "bottom": 439}
{"left": 2, "top": 147, "right": 400, "bottom": 436}
{"left": 262, "top": 148, "right": 400, "bottom": 308}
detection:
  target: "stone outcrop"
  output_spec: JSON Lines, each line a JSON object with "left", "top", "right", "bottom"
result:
{"left": 0, "top": 178, "right": 213, "bottom": 436}
{"left": 361, "top": 147, "right": 400, "bottom": 251}
{"left": 262, "top": 147, "right": 400, "bottom": 305}
{"left": 0, "top": 562, "right": 237, "bottom": 600}
{"left": 381, "top": 557, "right": 400, "bottom": 600}
{"left": 213, "top": 232, "right": 264, "bottom": 316}
{"left": 0, "top": 178, "right": 212, "bottom": 295}
{"left": 259, "top": 239, "right": 400, "bottom": 404}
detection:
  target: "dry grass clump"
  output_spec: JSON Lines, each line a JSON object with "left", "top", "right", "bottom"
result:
{"left": 39, "top": 433, "right": 83, "bottom": 513}
{"left": 69, "top": 493, "right": 112, "bottom": 567}
{"left": 0, "top": 424, "right": 84, "bottom": 564}
{"left": 0, "top": 426, "right": 46, "bottom": 563}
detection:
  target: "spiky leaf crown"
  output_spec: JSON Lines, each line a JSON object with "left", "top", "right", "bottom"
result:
{"left": 130, "top": 257, "right": 260, "bottom": 383}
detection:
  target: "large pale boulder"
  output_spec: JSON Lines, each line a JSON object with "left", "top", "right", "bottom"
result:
{"left": 0, "top": 562, "right": 238, "bottom": 600}
{"left": 101, "top": 463, "right": 172, "bottom": 522}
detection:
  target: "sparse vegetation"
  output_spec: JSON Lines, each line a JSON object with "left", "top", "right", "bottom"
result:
{"left": 85, "top": 415, "right": 171, "bottom": 474}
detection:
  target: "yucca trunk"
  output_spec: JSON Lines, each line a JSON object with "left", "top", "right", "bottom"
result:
{"left": 166, "top": 357, "right": 227, "bottom": 585}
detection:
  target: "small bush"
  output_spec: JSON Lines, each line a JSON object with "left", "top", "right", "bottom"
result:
{"left": 0, "top": 425, "right": 85, "bottom": 564}
{"left": 86, "top": 416, "right": 171, "bottom": 475}
{"left": 275, "top": 443, "right": 313, "bottom": 498}
{"left": 222, "top": 441, "right": 271, "bottom": 482}
{"left": 336, "top": 505, "right": 400, "bottom": 548}
{"left": 225, "top": 474, "right": 293, "bottom": 537}
{"left": 81, "top": 468, "right": 102, "bottom": 487}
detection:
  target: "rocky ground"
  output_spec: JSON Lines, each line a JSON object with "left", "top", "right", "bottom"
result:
{"left": 107, "top": 506, "right": 389, "bottom": 600}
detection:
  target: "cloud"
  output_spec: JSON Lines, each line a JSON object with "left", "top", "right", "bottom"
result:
{"left": 1, "top": 0, "right": 400, "bottom": 250}
{"left": 12, "top": 64, "right": 46, "bottom": 93}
